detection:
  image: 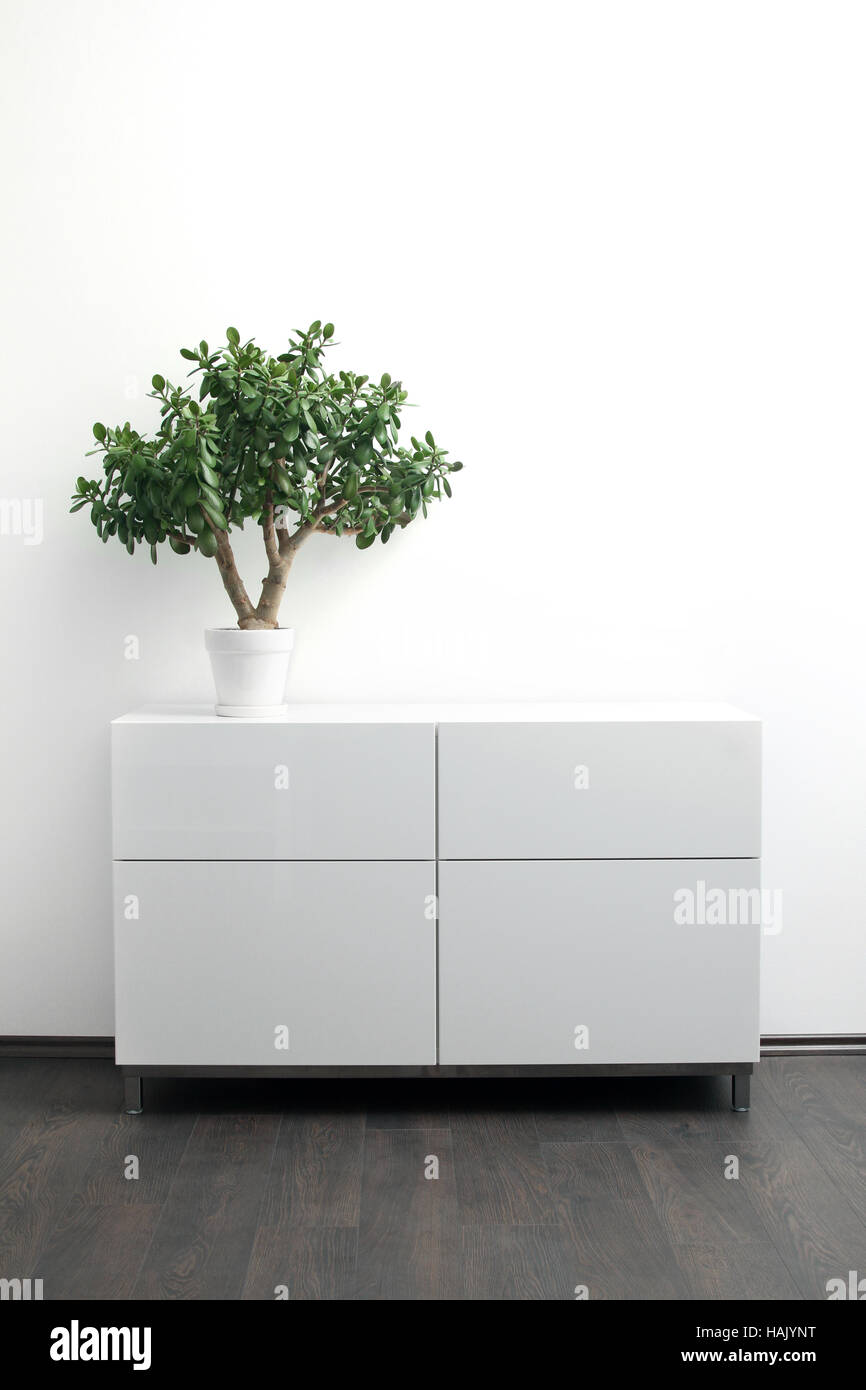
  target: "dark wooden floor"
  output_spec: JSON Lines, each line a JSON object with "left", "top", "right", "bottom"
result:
{"left": 0, "top": 1057, "right": 864, "bottom": 1300}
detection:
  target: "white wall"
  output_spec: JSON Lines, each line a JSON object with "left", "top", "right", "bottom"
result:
{"left": 1, "top": 0, "right": 864, "bottom": 1036}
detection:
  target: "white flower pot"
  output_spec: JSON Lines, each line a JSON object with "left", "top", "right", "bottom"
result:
{"left": 204, "top": 627, "right": 295, "bottom": 717}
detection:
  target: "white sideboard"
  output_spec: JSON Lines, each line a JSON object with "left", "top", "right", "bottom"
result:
{"left": 112, "top": 702, "right": 761, "bottom": 1112}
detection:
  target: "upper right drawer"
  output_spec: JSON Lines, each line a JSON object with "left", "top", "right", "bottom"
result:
{"left": 437, "top": 719, "right": 761, "bottom": 860}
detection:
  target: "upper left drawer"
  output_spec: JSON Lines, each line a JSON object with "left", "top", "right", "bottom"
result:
{"left": 112, "top": 720, "right": 435, "bottom": 860}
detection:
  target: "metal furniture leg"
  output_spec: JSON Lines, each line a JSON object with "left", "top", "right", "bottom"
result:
{"left": 731, "top": 1073, "right": 750, "bottom": 1112}
{"left": 124, "top": 1074, "right": 143, "bottom": 1114}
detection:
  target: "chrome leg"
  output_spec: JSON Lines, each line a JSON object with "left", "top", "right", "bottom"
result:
{"left": 124, "top": 1075, "right": 143, "bottom": 1114}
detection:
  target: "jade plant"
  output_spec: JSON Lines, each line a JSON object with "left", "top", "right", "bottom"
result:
{"left": 71, "top": 323, "right": 462, "bottom": 629}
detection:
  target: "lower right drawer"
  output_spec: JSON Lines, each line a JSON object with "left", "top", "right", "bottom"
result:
{"left": 438, "top": 859, "right": 761, "bottom": 1066}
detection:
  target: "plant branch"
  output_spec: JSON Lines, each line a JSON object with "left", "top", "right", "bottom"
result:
{"left": 262, "top": 488, "right": 281, "bottom": 568}
{"left": 212, "top": 527, "right": 257, "bottom": 627}
{"left": 255, "top": 484, "right": 298, "bottom": 627}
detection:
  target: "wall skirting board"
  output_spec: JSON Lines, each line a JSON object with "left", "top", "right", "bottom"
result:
{"left": 3, "top": 1036, "right": 865, "bottom": 1059}
{"left": 0, "top": 1037, "right": 115, "bottom": 1058}
{"left": 760, "top": 1035, "right": 866, "bottom": 1056}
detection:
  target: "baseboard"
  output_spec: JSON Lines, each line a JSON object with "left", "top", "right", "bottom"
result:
{"left": 0, "top": 1036, "right": 114, "bottom": 1058}
{"left": 761, "top": 1034, "right": 866, "bottom": 1056}
{"left": 1, "top": 1034, "right": 865, "bottom": 1059}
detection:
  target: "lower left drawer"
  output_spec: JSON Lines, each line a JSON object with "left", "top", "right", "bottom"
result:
{"left": 114, "top": 860, "right": 436, "bottom": 1066}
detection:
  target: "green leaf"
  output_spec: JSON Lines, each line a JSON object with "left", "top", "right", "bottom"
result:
{"left": 93, "top": 422, "right": 106, "bottom": 441}
{"left": 273, "top": 466, "right": 292, "bottom": 497}
{"left": 179, "top": 348, "right": 198, "bottom": 361}
{"left": 443, "top": 477, "right": 452, "bottom": 497}
{"left": 355, "top": 531, "right": 376, "bottom": 549}
{"left": 226, "top": 326, "right": 240, "bottom": 346}
{"left": 201, "top": 501, "right": 228, "bottom": 530}
{"left": 169, "top": 535, "right": 191, "bottom": 555}
{"left": 151, "top": 374, "right": 165, "bottom": 391}
{"left": 199, "top": 483, "right": 225, "bottom": 513}
{"left": 381, "top": 373, "right": 391, "bottom": 389}
{"left": 425, "top": 430, "right": 435, "bottom": 447}
{"left": 197, "top": 526, "right": 219, "bottom": 556}
{"left": 69, "top": 497, "right": 89, "bottom": 512}
{"left": 323, "top": 323, "right": 334, "bottom": 338}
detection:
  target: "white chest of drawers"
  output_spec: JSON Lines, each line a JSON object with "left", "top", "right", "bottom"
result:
{"left": 112, "top": 702, "right": 761, "bottom": 1112}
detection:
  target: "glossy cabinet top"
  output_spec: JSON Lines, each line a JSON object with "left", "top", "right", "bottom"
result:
{"left": 114, "top": 701, "right": 760, "bottom": 725}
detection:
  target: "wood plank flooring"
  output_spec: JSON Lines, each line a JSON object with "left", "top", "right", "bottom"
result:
{"left": 0, "top": 1057, "right": 864, "bottom": 1300}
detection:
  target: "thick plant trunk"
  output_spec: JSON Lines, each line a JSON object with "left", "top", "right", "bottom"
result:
{"left": 238, "top": 612, "right": 283, "bottom": 630}
{"left": 214, "top": 530, "right": 259, "bottom": 628}
{"left": 249, "top": 494, "right": 293, "bottom": 629}
{"left": 253, "top": 550, "right": 294, "bottom": 628}
{"left": 211, "top": 493, "right": 314, "bottom": 631}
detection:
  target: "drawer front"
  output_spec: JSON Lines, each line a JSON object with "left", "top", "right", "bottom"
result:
{"left": 438, "top": 721, "right": 761, "bottom": 859}
{"left": 439, "top": 859, "right": 761, "bottom": 1065}
{"left": 112, "top": 722, "right": 434, "bottom": 860}
{"left": 114, "top": 861, "right": 436, "bottom": 1065}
